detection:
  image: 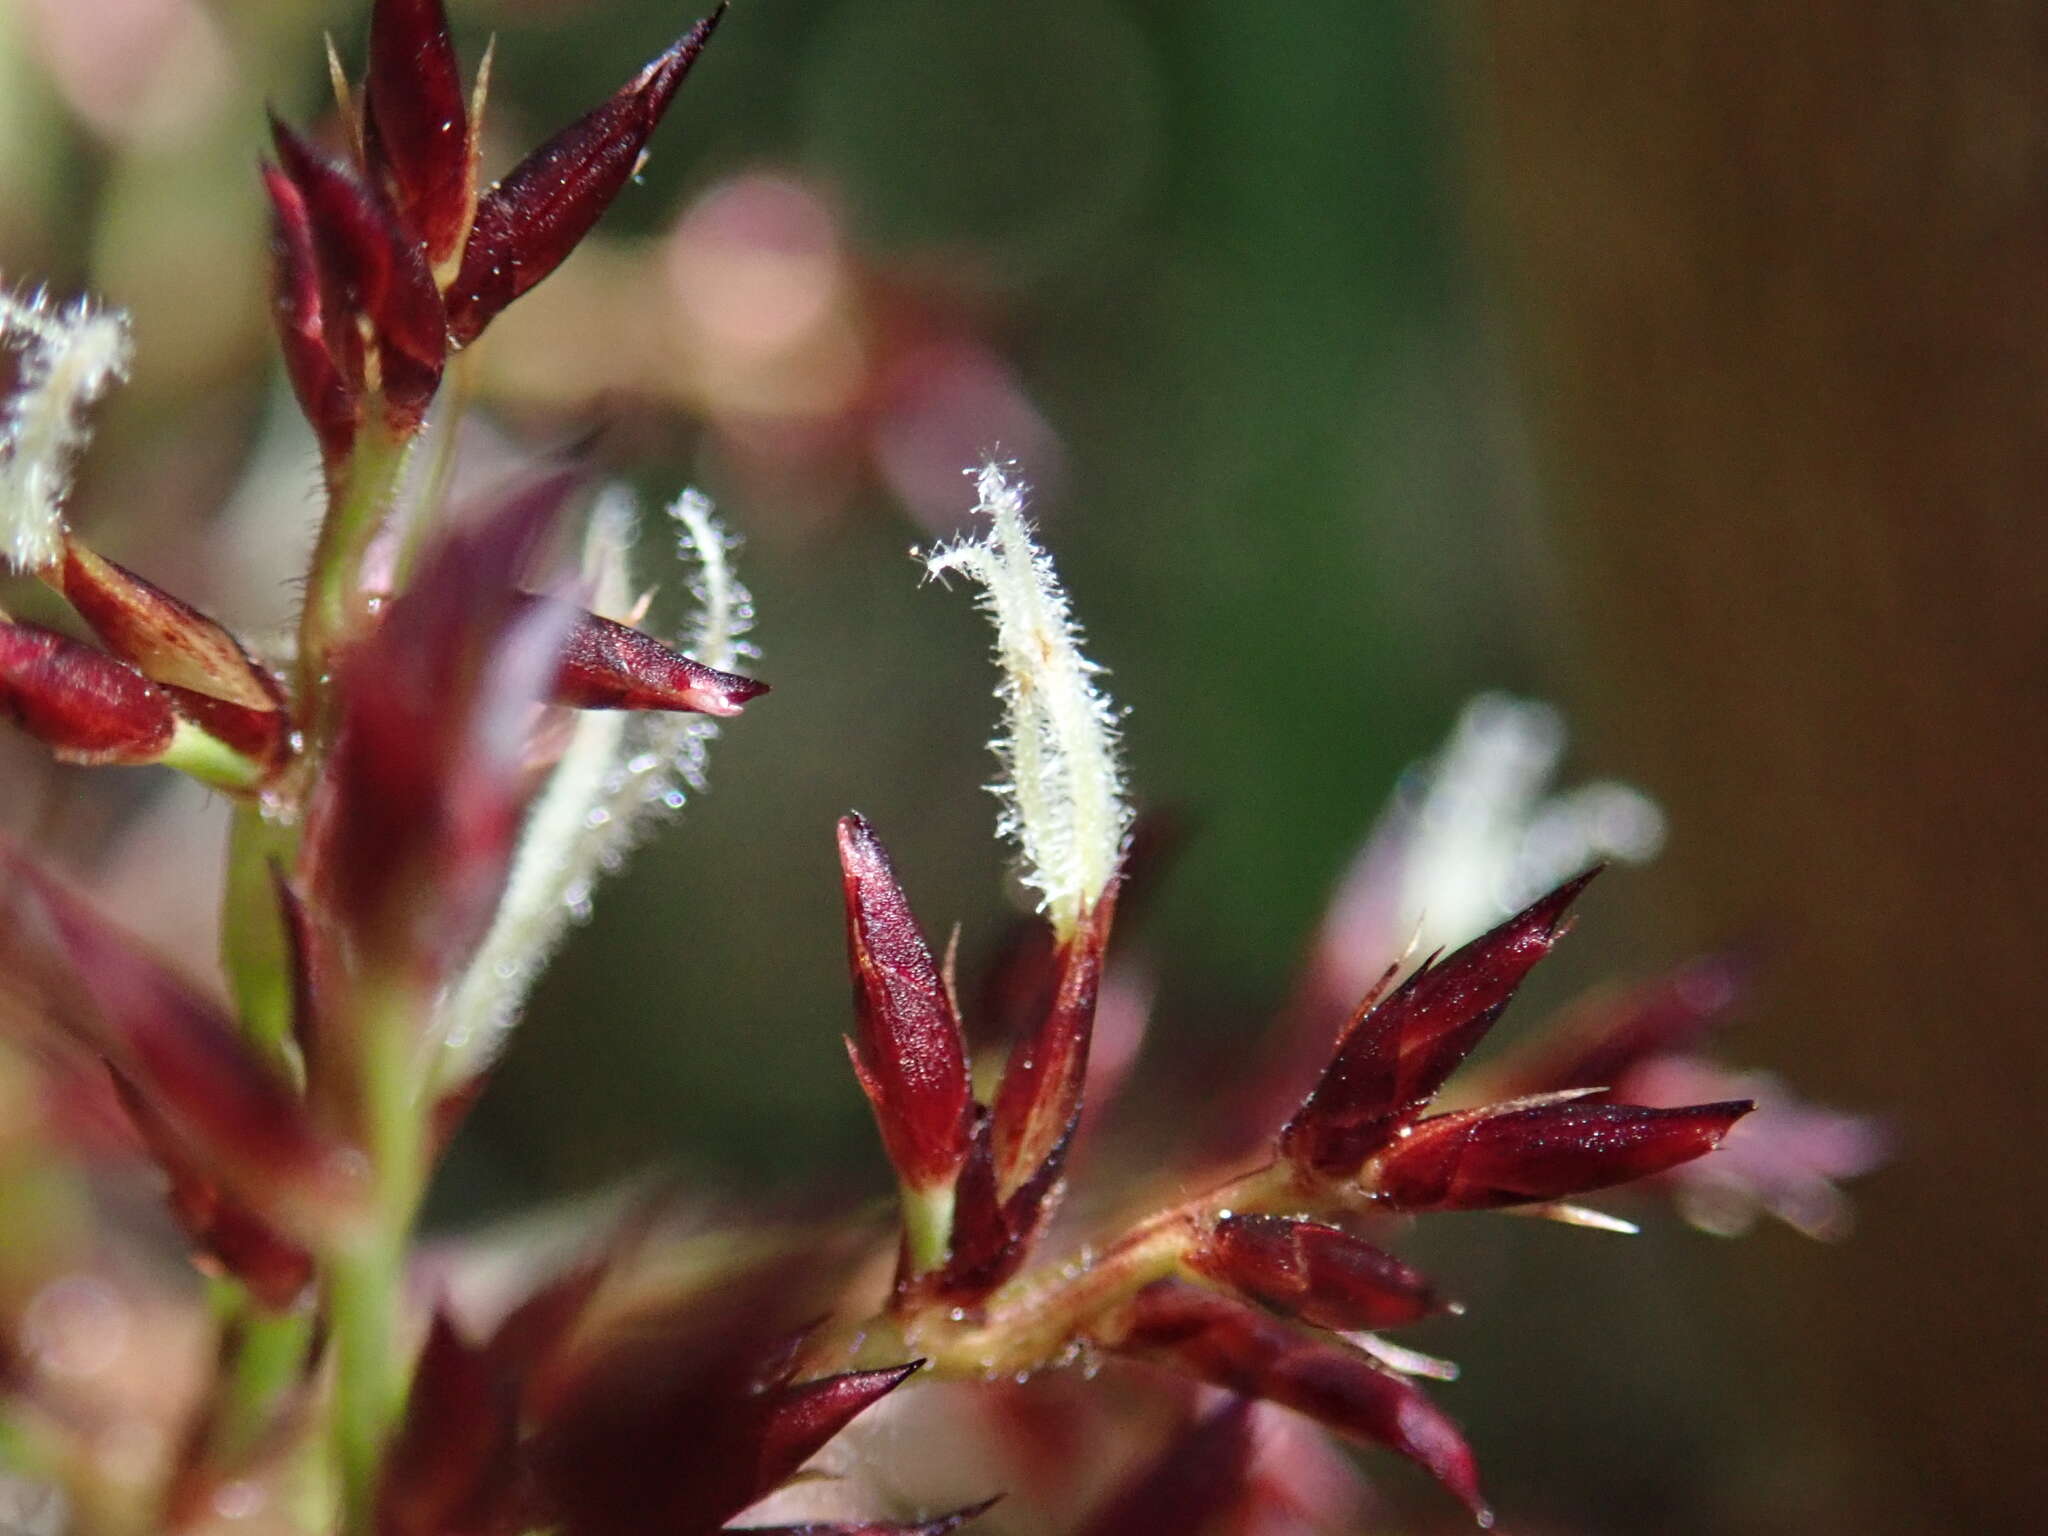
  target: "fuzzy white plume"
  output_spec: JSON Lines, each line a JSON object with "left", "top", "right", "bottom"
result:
{"left": 1, "top": 285, "right": 131, "bottom": 570}
{"left": 439, "top": 486, "right": 755, "bottom": 1078}
{"left": 925, "top": 462, "right": 1129, "bottom": 939}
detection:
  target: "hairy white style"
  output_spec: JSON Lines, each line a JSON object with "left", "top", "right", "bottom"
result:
{"left": 440, "top": 487, "right": 754, "bottom": 1077}
{"left": 0, "top": 285, "right": 131, "bottom": 570}
{"left": 925, "top": 463, "right": 1129, "bottom": 940}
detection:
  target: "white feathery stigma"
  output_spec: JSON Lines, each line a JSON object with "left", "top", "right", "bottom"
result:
{"left": 438, "top": 486, "right": 755, "bottom": 1078}
{"left": 1, "top": 285, "right": 131, "bottom": 571}
{"left": 924, "top": 462, "right": 1129, "bottom": 940}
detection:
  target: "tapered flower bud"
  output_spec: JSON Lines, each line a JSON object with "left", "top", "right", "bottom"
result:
{"left": 1372, "top": 1095, "right": 1755, "bottom": 1213}
{"left": 1108, "top": 1280, "right": 1490, "bottom": 1526}
{"left": 364, "top": 0, "right": 473, "bottom": 267}
{"left": 0, "top": 620, "right": 175, "bottom": 764}
{"left": 837, "top": 814, "right": 972, "bottom": 1270}
{"left": 52, "top": 539, "right": 281, "bottom": 710}
{"left": 548, "top": 599, "right": 767, "bottom": 715}
{"left": 268, "top": 116, "right": 447, "bottom": 423}
{"left": 262, "top": 163, "right": 359, "bottom": 465}
{"left": 1192, "top": 1213, "right": 1447, "bottom": 1333}
{"left": 444, "top": 8, "right": 725, "bottom": 345}
{"left": 1283, "top": 869, "right": 1599, "bottom": 1179}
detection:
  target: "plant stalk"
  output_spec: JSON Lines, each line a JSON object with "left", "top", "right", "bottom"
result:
{"left": 297, "top": 412, "right": 413, "bottom": 711}
{"left": 325, "top": 974, "right": 428, "bottom": 1535}
{"left": 851, "top": 1158, "right": 1330, "bottom": 1379}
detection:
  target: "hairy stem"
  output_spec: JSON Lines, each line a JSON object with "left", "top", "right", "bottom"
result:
{"left": 297, "top": 412, "right": 412, "bottom": 711}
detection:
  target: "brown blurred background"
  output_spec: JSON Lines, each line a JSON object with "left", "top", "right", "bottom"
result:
{"left": 2, "top": 2, "right": 2041, "bottom": 1531}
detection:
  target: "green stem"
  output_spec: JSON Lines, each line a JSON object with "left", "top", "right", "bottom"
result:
{"left": 326, "top": 976, "right": 427, "bottom": 1535}
{"left": 297, "top": 413, "right": 413, "bottom": 709}
{"left": 899, "top": 1179, "right": 957, "bottom": 1278}
{"left": 191, "top": 1281, "right": 317, "bottom": 1479}
{"left": 221, "top": 803, "right": 303, "bottom": 1080}
{"left": 389, "top": 351, "right": 476, "bottom": 596}
{"left": 160, "top": 716, "right": 266, "bottom": 792}
{"left": 328, "top": 1240, "right": 399, "bottom": 1531}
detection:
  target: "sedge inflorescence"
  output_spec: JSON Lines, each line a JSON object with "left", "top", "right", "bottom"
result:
{"left": 0, "top": 5, "right": 1881, "bottom": 1535}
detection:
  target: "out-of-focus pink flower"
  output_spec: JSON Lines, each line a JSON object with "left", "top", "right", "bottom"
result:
{"left": 484, "top": 168, "right": 1060, "bottom": 536}
{"left": 1613, "top": 1055, "right": 1891, "bottom": 1240}
{"left": 662, "top": 171, "right": 1062, "bottom": 532}
{"left": 20, "top": 0, "right": 232, "bottom": 147}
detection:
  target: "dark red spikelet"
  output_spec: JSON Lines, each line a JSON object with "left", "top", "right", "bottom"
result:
{"left": 261, "top": 163, "right": 358, "bottom": 464}
{"left": 444, "top": 7, "right": 725, "bottom": 345}
{"left": 0, "top": 622, "right": 176, "bottom": 764}
{"left": 1373, "top": 1095, "right": 1755, "bottom": 1212}
{"left": 527, "top": 1265, "right": 921, "bottom": 1536}
{"left": 736, "top": 1500, "right": 1000, "bottom": 1536}
{"left": 1110, "top": 1280, "right": 1490, "bottom": 1527}
{"left": 301, "top": 473, "right": 576, "bottom": 987}
{"left": 754, "top": 1363, "right": 925, "bottom": 1496}
{"left": 836, "top": 814, "right": 972, "bottom": 1196}
{"left": 364, "top": 0, "right": 472, "bottom": 266}
{"left": 1075, "top": 1400, "right": 1257, "bottom": 1536}
{"left": 377, "top": 1311, "right": 528, "bottom": 1536}
{"left": 3, "top": 850, "right": 361, "bottom": 1244}
{"left": 1191, "top": 1213, "right": 1446, "bottom": 1333}
{"left": 268, "top": 116, "right": 446, "bottom": 424}
{"left": 549, "top": 601, "right": 767, "bottom": 715}
{"left": 106, "top": 1069, "right": 314, "bottom": 1309}
{"left": 989, "top": 871, "right": 1121, "bottom": 1202}
{"left": 55, "top": 540, "right": 281, "bottom": 712}
{"left": 1282, "top": 869, "right": 1600, "bottom": 1179}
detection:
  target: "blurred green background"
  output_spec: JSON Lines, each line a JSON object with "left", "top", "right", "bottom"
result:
{"left": 4, "top": 2, "right": 2041, "bottom": 1533}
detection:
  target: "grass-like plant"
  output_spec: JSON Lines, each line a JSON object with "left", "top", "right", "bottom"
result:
{"left": 0, "top": 6, "right": 1880, "bottom": 1533}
